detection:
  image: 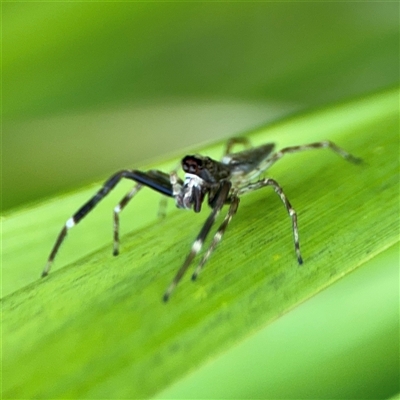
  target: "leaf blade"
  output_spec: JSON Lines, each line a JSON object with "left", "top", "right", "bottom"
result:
{"left": 2, "top": 88, "right": 399, "bottom": 398}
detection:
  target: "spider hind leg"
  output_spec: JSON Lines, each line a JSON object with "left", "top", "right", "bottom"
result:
{"left": 238, "top": 178, "right": 303, "bottom": 266}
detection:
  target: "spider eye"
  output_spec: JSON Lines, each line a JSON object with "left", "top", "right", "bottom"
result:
{"left": 182, "top": 156, "right": 203, "bottom": 174}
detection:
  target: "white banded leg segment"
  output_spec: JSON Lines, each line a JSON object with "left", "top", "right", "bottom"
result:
{"left": 321, "top": 141, "right": 362, "bottom": 163}
{"left": 259, "top": 141, "right": 362, "bottom": 174}
{"left": 265, "top": 179, "right": 302, "bottom": 264}
{"left": 239, "top": 178, "right": 303, "bottom": 264}
{"left": 113, "top": 184, "right": 143, "bottom": 256}
{"left": 42, "top": 171, "right": 128, "bottom": 277}
{"left": 170, "top": 171, "right": 182, "bottom": 196}
{"left": 163, "top": 180, "right": 232, "bottom": 302}
{"left": 162, "top": 210, "right": 221, "bottom": 302}
{"left": 192, "top": 196, "right": 240, "bottom": 280}
{"left": 66, "top": 217, "right": 76, "bottom": 229}
{"left": 41, "top": 217, "right": 75, "bottom": 276}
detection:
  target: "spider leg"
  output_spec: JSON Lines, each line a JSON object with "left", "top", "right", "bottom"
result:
{"left": 192, "top": 195, "right": 240, "bottom": 281}
{"left": 156, "top": 165, "right": 182, "bottom": 218}
{"left": 42, "top": 169, "right": 173, "bottom": 277}
{"left": 113, "top": 183, "right": 144, "bottom": 256}
{"left": 224, "top": 137, "right": 251, "bottom": 156}
{"left": 261, "top": 141, "right": 362, "bottom": 172}
{"left": 113, "top": 169, "right": 177, "bottom": 256}
{"left": 163, "top": 181, "right": 232, "bottom": 302}
{"left": 169, "top": 170, "right": 182, "bottom": 196}
{"left": 238, "top": 179, "right": 303, "bottom": 265}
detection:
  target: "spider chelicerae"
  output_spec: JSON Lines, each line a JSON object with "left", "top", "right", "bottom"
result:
{"left": 42, "top": 137, "right": 361, "bottom": 301}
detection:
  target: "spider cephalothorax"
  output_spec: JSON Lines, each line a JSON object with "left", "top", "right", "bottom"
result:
{"left": 182, "top": 155, "right": 231, "bottom": 183}
{"left": 174, "top": 155, "right": 232, "bottom": 213}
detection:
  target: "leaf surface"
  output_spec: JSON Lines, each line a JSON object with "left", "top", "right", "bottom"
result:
{"left": 2, "top": 88, "right": 398, "bottom": 398}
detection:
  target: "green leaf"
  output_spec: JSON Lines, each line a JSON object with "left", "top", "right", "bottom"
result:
{"left": 2, "top": 88, "right": 398, "bottom": 398}
{"left": 159, "top": 242, "right": 399, "bottom": 399}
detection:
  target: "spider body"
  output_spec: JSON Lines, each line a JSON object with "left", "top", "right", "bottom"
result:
{"left": 42, "top": 137, "right": 361, "bottom": 301}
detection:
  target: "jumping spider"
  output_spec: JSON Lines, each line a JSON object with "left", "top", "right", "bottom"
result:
{"left": 42, "top": 137, "right": 361, "bottom": 301}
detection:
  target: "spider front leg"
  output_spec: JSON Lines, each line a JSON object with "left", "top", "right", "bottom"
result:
{"left": 224, "top": 137, "right": 251, "bottom": 156}
{"left": 238, "top": 179, "right": 303, "bottom": 265}
{"left": 42, "top": 169, "right": 173, "bottom": 277}
{"left": 192, "top": 195, "right": 240, "bottom": 281}
{"left": 163, "top": 180, "right": 232, "bottom": 302}
{"left": 113, "top": 173, "right": 175, "bottom": 255}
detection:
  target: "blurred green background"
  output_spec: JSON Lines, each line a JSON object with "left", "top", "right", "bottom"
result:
{"left": 2, "top": 1, "right": 399, "bottom": 211}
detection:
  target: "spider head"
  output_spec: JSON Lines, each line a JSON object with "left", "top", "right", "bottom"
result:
{"left": 174, "top": 155, "right": 230, "bottom": 212}
{"left": 182, "top": 155, "right": 230, "bottom": 183}
{"left": 173, "top": 155, "right": 212, "bottom": 212}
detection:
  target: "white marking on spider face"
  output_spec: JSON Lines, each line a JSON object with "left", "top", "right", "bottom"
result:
{"left": 66, "top": 217, "right": 75, "bottom": 229}
{"left": 175, "top": 173, "right": 206, "bottom": 210}
{"left": 184, "top": 173, "right": 204, "bottom": 188}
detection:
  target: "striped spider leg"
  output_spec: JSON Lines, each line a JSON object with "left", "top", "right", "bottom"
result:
{"left": 42, "top": 170, "right": 175, "bottom": 277}
{"left": 112, "top": 170, "right": 176, "bottom": 256}
{"left": 164, "top": 138, "right": 361, "bottom": 300}
{"left": 42, "top": 137, "right": 361, "bottom": 302}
